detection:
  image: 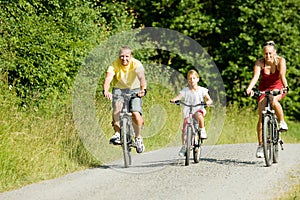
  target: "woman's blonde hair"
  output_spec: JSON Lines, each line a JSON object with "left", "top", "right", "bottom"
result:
{"left": 263, "top": 40, "right": 276, "bottom": 48}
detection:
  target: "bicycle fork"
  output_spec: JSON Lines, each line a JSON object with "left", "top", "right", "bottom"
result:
{"left": 264, "top": 110, "right": 284, "bottom": 151}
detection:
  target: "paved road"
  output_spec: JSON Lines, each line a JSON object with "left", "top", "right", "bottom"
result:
{"left": 1, "top": 143, "right": 300, "bottom": 200}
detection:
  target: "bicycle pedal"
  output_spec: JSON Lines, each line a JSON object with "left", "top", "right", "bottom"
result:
{"left": 279, "top": 129, "right": 287, "bottom": 132}
{"left": 279, "top": 140, "right": 284, "bottom": 150}
{"left": 130, "top": 142, "right": 137, "bottom": 148}
{"left": 110, "top": 140, "right": 121, "bottom": 145}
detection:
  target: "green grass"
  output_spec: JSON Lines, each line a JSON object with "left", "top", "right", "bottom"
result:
{"left": 273, "top": 164, "right": 300, "bottom": 200}
{"left": 279, "top": 182, "right": 300, "bottom": 200}
{"left": 1, "top": 85, "right": 299, "bottom": 199}
{"left": 217, "top": 103, "right": 258, "bottom": 144}
{"left": 0, "top": 91, "right": 99, "bottom": 192}
{"left": 217, "top": 103, "right": 300, "bottom": 144}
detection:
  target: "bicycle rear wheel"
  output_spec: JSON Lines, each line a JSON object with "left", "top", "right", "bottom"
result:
{"left": 185, "top": 125, "right": 192, "bottom": 166}
{"left": 262, "top": 114, "right": 273, "bottom": 167}
{"left": 121, "top": 118, "right": 131, "bottom": 168}
{"left": 273, "top": 141, "right": 279, "bottom": 163}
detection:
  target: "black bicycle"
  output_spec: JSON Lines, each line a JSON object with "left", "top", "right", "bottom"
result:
{"left": 171, "top": 100, "right": 208, "bottom": 166}
{"left": 253, "top": 89, "right": 286, "bottom": 167}
{"left": 116, "top": 92, "right": 140, "bottom": 168}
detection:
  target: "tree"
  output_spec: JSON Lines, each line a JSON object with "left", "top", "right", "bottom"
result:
{"left": 0, "top": 0, "right": 135, "bottom": 105}
{"left": 126, "top": 0, "right": 300, "bottom": 119}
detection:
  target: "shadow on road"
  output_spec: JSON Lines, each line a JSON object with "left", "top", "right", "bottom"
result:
{"left": 99, "top": 158, "right": 178, "bottom": 171}
{"left": 201, "top": 157, "right": 260, "bottom": 166}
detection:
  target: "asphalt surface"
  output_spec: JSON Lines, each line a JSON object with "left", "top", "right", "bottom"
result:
{"left": 1, "top": 143, "right": 300, "bottom": 200}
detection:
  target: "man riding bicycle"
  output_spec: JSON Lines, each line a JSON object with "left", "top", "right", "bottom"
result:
{"left": 103, "top": 46, "right": 147, "bottom": 153}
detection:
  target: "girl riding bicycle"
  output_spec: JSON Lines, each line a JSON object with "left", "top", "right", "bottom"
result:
{"left": 170, "top": 69, "right": 213, "bottom": 156}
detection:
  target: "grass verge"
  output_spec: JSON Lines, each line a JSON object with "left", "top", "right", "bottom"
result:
{"left": 1, "top": 86, "right": 299, "bottom": 197}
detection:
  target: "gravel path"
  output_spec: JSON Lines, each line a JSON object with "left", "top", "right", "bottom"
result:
{"left": 1, "top": 143, "right": 300, "bottom": 200}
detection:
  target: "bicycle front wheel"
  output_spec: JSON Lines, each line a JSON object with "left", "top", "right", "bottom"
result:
{"left": 193, "top": 132, "right": 202, "bottom": 163}
{"left": 121, "top": 118, "right": 131, "bottom": 168}
{"left": 185, "top": 125, "right": 192, "bottom": 166}
{"left": 262, "top": 114, "right": 273, "bottom": 167}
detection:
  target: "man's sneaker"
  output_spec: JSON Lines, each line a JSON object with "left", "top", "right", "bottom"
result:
{"left": 200, "top": 129, "right": 208, "bottom": 139}
{"left": 178, "top": 145, "right": 186, "bottom": 157}
{"left": 279, "top": 121, "right": 288, "bottom": 131}
{"left": 109, "top": 132, "right": 120, "bottom": 145}
{"left": 256, "top": 145, "right": 264, "bottom": 158}
{"left": 136, "top": 137, "right": 145, "bottom": 153}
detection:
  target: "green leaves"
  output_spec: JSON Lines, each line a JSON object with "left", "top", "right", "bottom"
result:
{"left": 0, "top": 0, "right": 299, "bottom": 119}
{"left": 126, "top": 0, "right": 300, "bottom": 119}
{"left": 0, "top": 0, "right": 135, "bottom": 106}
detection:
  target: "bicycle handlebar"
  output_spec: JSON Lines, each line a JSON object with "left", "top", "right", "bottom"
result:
{"left": 170, "top": 100, "right": 209, "bottom": 107}
{"left": 245, "top": 88, "right": 288, "bottom": 98}
{"left": 103, "top": 89, "right": 147, "bottom": 100}
{"left": 122, "top": 92, "right": 140, "bottom": 98}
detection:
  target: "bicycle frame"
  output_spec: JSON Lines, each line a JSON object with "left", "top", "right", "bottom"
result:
{"left": 255, "top": 89, "right": 285, "bottom": 167}
{"left": 118, "top": 91, "right": 139, "bottom": 168}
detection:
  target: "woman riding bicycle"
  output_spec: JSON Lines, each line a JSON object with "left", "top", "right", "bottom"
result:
{"left": 170, "top": 69, "right": 213, "bottom": 156}
{"left": 246, "top": 41, "right": 289, "bottom": 158}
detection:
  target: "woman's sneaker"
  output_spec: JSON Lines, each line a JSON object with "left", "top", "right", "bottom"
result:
{"left": 256, "top": 145, "right": 264, "bottom": 158}
{"left": 109, "top": 132, "right": 120, "bottom": 145}
{"left": 178, "top": 145, "right": 186, "bottom": 157}
{"left": 136, "top": 137, "right": 145, "bottom": 153}
{"left": 279, "top": 121, "right": 288, "bottom": 131}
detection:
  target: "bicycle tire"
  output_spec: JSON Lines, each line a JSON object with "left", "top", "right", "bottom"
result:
{"left": 185, "top": 125, "right": 192, "bottom": 166}
{"left": 262, "top": 114, "right": 273, "bottom": 167}
{"left": 273, "top": 119, "right": 279, "bottom": 163}
{"left": 121, "top": 117, "right": 130, "bottom": 168}
{"left": 273, "top": 142, "right": 279, "bottom": 163}
{"left": 193, "top": 137, "right": 202, "bottom": 163}
{"left": 127, "top": 124, "right": 132, "bottom": 166}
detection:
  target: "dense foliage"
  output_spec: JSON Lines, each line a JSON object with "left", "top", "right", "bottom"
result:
{"left": 126, "top": 0, "right": 300, "bottom": 119}
{"left": 0, "top": 0, "right": 135, "bottom": 104}
{"left": 0, "top": 0, "right": 299, "bottom": 119}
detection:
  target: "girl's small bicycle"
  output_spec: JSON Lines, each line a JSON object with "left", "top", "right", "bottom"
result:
{"left": 171, "top": 100, "right": 208, "bottom": 166}
{"left": 253, "top": 89, "right": 286, "bottom": 167}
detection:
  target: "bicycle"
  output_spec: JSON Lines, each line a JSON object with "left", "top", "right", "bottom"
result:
{"left": 114, "top": 91, "right": 140, "bottom": 168}
{"left": 171, "top": 100, "right": 208, "bottom": 166}
{"left": 252, "top": 89, "right": 286, "bottom": 167}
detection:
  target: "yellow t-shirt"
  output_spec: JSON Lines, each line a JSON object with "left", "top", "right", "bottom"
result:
{"left": 107, "top": 58, "right": 144, "bottom": 89}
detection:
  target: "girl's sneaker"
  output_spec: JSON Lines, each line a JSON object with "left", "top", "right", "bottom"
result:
{"left": 200, "top": 129, "right": 208, "bottom": 139}
{"left": 256, "top": 145, "right": 264, "bottom": 158}
{"left": 136, "top": 137, "right": 145, "bottom": 153}
{"left": 178, "top": 145, "right": 186, "bottom": 157}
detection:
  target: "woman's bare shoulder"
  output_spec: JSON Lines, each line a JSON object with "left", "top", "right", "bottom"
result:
{"left": 277, "top": 55, "right": 286, "bottom": 63}
{"left": 255, "top": 58, "right": 264, "bottom": 67}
